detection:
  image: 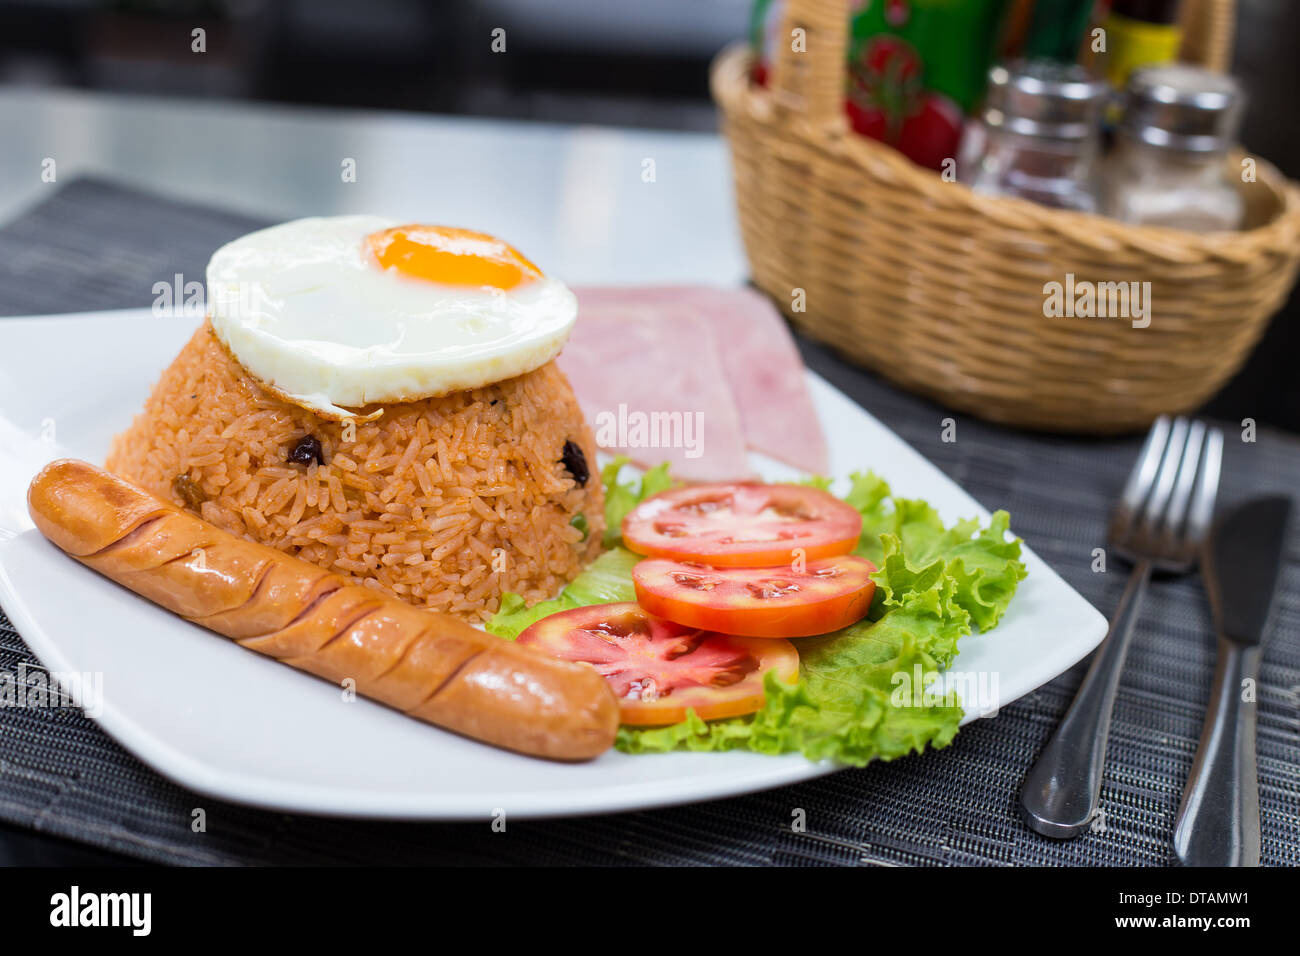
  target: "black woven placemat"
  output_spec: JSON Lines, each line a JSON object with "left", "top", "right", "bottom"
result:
{"left": 1, "top": 178, "right": 1297, "bottom": 866}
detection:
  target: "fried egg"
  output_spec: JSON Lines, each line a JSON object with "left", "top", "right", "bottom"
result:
{"left": 206, "top": 215, "right": 577, "bottom": 418}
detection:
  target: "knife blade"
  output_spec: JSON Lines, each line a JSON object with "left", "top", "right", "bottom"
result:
{"left": 1202, "top": 496, "right": 1291, "bottom": 645}
{"left": 1173, "top": 495, "right": 1292, "bottom": 867}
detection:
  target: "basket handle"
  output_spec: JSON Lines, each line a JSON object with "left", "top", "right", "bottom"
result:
{"left": 767, "top": 0, "right": 851, "bottom": 133}
{"left": 1179, "top": 0, "right": 1236, "bottom": 71}
{"left": 766, "top": 0, "right": 1236, "bottom": 130}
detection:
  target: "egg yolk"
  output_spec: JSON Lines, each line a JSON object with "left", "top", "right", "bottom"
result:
{"left": 365, "top": 225, "right": 542, "bottom": 290}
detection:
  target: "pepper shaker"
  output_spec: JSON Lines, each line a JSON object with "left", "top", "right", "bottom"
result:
{"left": 958, "top": 59, "right": 1109, "bottom": 212}
{"left": 1105, "top": 64, "right": 1246, "bottom": 231}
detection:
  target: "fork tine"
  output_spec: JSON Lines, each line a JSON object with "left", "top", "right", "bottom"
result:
{"left": 1141, "top": 416, "right": 1190, "bottom": 532}
{"left": 1185, "top": 426, "right": 1224, "bottom": 546}
{"left": 1115, "top": 415, "right": 1171, "bottom": 529}
{"left": 1160, "top": 419, "right": 1207, "bottom": 540}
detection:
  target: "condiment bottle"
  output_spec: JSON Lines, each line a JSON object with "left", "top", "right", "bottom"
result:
{"left": 1020, "top": 0, "right": 1098, "bottom": 62}
{"left": 1101, "top": 0, "right": 1184, "bottom": 93}
{"left": 844, "top": 0, "right": 1010, "bottom": 170}
{"left": 958, "top": 59, "right": 1109, "bottom": 212}
{"left": 1105, "top": 64, "right": 1245, "bottom": 231}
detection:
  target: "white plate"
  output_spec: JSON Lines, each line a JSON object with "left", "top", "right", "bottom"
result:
{"left": 0, "top": 309, "right": 1106, "bottom": 820}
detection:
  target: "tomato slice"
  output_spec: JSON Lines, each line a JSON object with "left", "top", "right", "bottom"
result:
{"left": 516, "top": 603, "right": 799, "bottom": 726}
{"left": 622, "top": 483, "right": 862, "bottom": 567}
{"left": 633, "top": 555, "right": 876, "bottom": 638}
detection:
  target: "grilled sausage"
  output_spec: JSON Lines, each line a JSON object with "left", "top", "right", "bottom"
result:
{"left": 27, "top": 459, "right": 619, "bottom": 761}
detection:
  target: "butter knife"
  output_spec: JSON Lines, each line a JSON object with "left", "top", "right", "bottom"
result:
{"left": 1172, "top": 495, "right": 1292, "bottom": 867}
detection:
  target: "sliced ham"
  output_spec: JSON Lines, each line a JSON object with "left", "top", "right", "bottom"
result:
{"left": 556, "top": 301, "right": 753, "bottom": 482}
{"left": 572, "top": 286, "right": 829, "bottom": 476}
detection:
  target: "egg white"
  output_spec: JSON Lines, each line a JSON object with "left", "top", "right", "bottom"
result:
{"left": 205, "top": 215, "right": 577, "bottom": 417}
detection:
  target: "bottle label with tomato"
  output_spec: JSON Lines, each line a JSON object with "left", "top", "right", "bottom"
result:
{"left": 848, "top": 0, "right": 1007, "bottom": 170}
{"left": 752, "top": 0, "right": 1008, "bottom": 171}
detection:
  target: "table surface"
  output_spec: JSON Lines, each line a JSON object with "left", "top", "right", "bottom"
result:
{"left": 1, "top": 88, "right": 1298, "bottom": 868}
{"left": 0, "top": 87, "right": 747, "bottom": 287}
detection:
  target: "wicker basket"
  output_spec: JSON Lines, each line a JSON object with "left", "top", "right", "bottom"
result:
{"left": 712, "top": 0, "right": 1300, "bottom": 433}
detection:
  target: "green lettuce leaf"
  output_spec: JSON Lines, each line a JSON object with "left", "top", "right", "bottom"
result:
{"left": 617, "top": 471, "right": 1026, "bottom": 763}
{"left": 845, "top": 471, "right": 894, "bottom": 554}
{"left": 841, "top": 472, "right": 1027, "bottom": 631}
{"left": 935, "top": 510, "right": 1027, "bottom": 631}
{"left": 487, "top": 547, "right": 639, "bottom": 639}
{"left": 601, "top": 456, "right": 674, "bottom": 548}
{"left": 617, "top": 565, "right": 973, "bottom": 763}
{"left": 488, "top": 467, "right": 1028, "bottom": 765}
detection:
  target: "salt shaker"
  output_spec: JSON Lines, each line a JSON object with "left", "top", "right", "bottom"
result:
{"left": 1105, "top": 64, "right": 1245, "bottom": 231}
{"left": 958, "top": 59, "right": 1109, "bottom": 212}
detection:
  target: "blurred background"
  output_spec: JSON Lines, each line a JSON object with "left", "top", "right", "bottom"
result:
{"left": 0, "top": 0, "right": 1297, "bottom": 430}
{"left": 0, "top": 0, "right": 748, "bottom": 129}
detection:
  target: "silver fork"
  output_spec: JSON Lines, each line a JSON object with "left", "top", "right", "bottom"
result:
{"left": 1020, "top": 415, "right": 1224, "bottom": 838}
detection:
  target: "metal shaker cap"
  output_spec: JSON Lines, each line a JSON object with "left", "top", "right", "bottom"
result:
{"left": 982, "top": 59, "right": 1109, "bottom": 141}
{"left": 1121, "top": 64, "right": 1245, "bottom": 152}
